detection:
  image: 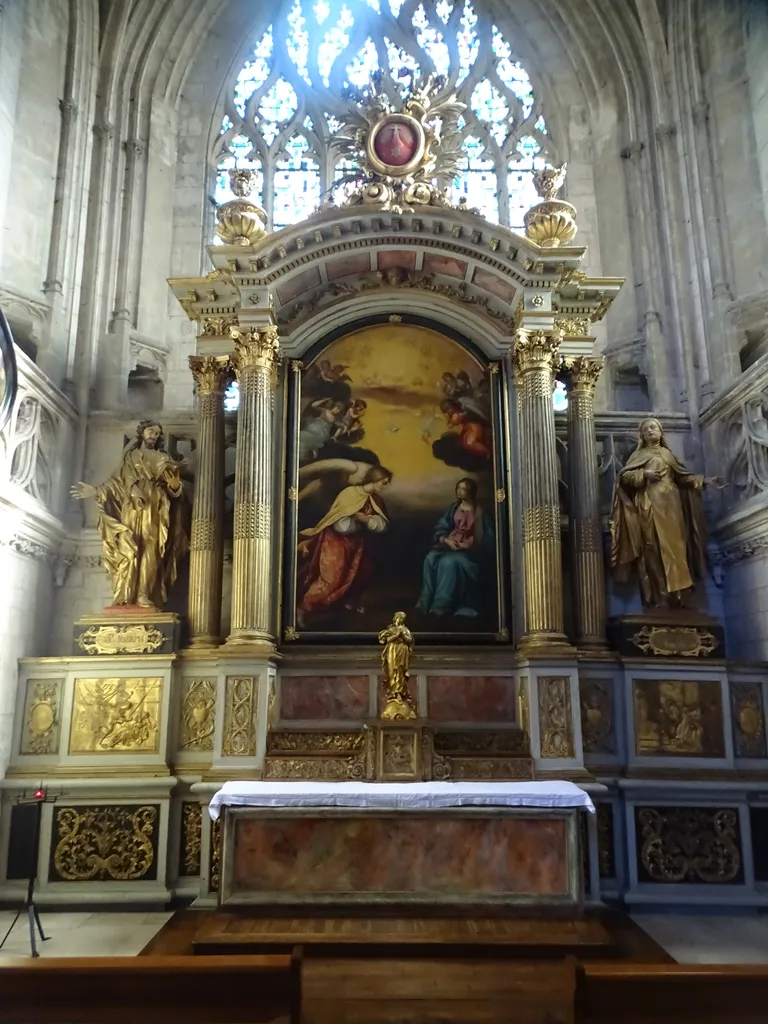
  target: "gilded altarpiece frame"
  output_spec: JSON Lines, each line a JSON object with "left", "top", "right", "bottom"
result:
{"left": 282, "top": 315, "right": 511, "bottom": 644}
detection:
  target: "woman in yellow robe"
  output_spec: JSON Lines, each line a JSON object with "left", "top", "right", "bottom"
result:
{"left": 610, "top": 417, "right": 720, "bottom": 607}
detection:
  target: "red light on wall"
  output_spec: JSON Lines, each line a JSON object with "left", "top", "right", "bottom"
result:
{"left": 33, "top": 788, "right": 45, "bottom": 800}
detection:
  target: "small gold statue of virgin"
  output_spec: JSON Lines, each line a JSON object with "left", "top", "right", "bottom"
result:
{"left": 378, "top": 611, "right": 416, "bottom": 720}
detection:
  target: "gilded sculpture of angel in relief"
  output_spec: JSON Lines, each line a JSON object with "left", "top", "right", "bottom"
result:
{"left": 379, "top": 611, "right": 416, "bottom": 720}
{"left": 71, "top": 420, "right": 189, "bottom": 610}
{"left": 610, "top": 417, "right": 724, "bottom": 608}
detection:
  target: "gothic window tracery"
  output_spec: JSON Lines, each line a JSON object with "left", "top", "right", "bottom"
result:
{"left": 213, "top": 0, "right": 554, "bottom": 232}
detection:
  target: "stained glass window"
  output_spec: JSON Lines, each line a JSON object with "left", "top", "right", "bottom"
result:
{"left": 213, "top": 0, "right": 554, "bottom": 232}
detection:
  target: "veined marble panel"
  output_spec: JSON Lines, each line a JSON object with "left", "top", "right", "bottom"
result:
{"left": 279, "top": 675, "right": 370, "bottom": 721}
{"left": 426, "top": 675, "right": 516, "bottom": 722}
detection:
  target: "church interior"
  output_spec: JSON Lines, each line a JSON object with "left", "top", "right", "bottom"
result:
{"left": 1, "top": 0, "right": 768, "bottom": 1020}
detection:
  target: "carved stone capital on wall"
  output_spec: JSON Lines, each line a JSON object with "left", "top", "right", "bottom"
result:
{"left": 620, "top": 139, "right": 645, "bottom": 160}
{"left": 513, "top": 328, "right": 563, "bottom": 376}
{"left": 562, "top": 355, "right": 604, "bottom": 394}
{"left": 555, "top": 315, "right": 591, "bottom": 338}
{"left": 200, "top": 315, "right": 239, "bottom": 338}
{"left": 230, "top": 325, "right": 280, "bottom": 379}
{"left": 188, "top": 354, "right": 231, "bottom": 397}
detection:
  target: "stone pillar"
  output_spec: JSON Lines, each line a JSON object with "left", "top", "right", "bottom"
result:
{"left": 227, "top": 325, "right": 280, "bottom": 647}
{"left": 563, "top": 356, "right": 607, "bottom": 649}
{"left": 187, "top": 355, "right": 230, "bottom": 647}
{"left": 513, "top": 328, "right": 568, "bottom": 649}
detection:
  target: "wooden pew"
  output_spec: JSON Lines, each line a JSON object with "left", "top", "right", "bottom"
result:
{"left": 0, "top": 950, "right": 302, "bottom": 1024}
{"left": 578, "top": 963, "right": 768, "bottom": 1024}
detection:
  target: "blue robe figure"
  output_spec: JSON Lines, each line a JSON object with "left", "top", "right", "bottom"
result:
{"left": 416, "top": 478, "right": 494, "bottom": 618}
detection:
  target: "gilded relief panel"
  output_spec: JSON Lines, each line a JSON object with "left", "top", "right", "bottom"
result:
{"left": 20, "top": 678, "right": 63, "bottom": 755}
{"left": 579, "top": 679, "right": 615, "bottom": 756}
{"left": 632, "top": 679, "right": 725, "bottom": 758}
{"left": 178, "top": 678, "right": 216, "bottom": 752}
{"left": 49, "top": 804, "right": 160, "bottom": 882}
{"left": 69, "top": 678, "right": 162, "bottom": 754}
{"left": 730, "top": 683, "right": 766, "bottom": 759}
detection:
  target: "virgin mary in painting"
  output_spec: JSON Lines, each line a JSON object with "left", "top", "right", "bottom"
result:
{"left": 296, "top": 464, "right": 392, "bottom": 628}
{"left": 416, "top": 477, "right": 494, "bottom": 619}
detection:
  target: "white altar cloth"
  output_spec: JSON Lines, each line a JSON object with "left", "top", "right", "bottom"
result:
{"left": 208, "top": 780, "right": 594, "bottom": 821}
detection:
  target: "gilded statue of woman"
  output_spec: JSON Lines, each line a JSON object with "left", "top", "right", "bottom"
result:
{"left": 378, "top": 611, "right": 416, "bottom": 720}
{"left": 71, "top": 420, "right": 189, "bottom": 610}
{"left": 610, "top": 417, "right": 723, "bottom": 607}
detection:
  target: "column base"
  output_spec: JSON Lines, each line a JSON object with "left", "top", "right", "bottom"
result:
{"left": 516, "top": 632, "right": 575, "bottom": 658}
{"left": 222, "top": 630, "right": 278, "bottom": 659}
{"left": 188, "top": 634, "right": 222, "bottom": 650}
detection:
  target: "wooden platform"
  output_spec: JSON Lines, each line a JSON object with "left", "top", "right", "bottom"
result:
{"left": 191, "top": 912, "right": 618, "bottom": 959}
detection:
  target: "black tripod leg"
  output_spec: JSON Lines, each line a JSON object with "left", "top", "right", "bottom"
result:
{"left": 0, "top": 906, "right": 22, "bottom": 950}
{"left": 31, "top": 902, "right": 47, "bottom": 941}
{"left": 27, "top": 904, "right": 39, "bottom": 957}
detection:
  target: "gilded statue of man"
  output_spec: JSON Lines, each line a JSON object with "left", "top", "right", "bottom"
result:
{"left": 379, "top": 611, "right": 416, "bottom": 720}
{"left": 610, "top": 417, "right": 723, "bottom": 608}
{"left": 71, "top": 420, "right": 189, "bottom": 610}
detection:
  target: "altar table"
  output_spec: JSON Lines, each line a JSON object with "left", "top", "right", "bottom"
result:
{"left": 210, "top": 781, "right": 594, "bottom": 908}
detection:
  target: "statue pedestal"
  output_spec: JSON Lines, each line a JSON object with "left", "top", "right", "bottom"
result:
{"left": 73, "top": 609, "right": 181, "bottom": 656}
{"left": 608, "top": 610, "right": 725, "bottom": 660}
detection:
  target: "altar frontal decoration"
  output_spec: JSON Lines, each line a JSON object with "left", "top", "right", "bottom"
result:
{"left": 335, "top": 74, "right": 466, "bottom": 213}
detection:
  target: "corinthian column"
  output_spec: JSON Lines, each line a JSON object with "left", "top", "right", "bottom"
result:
{"left": 187, "top": 355, "right": 230, "bottom": 647}
{"left": 227, "top": 325, "right": 280, "bottom": 647}
{"left": 513, "top": 328, "right": 568, "bottom": 649}
{"left": 563, "top": 356, "right": 607, "bottom": 648}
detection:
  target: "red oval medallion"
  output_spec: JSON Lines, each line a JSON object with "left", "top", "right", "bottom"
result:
{"left": 374, "top": 121, "right": 418, "bottom": 167}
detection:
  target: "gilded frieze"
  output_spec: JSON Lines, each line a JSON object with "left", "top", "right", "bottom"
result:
{"left": 179, "top": 803, "right": 202, "bottom": 876}
{"left": 579, "top": 679, "right": 615, "bottom": 756}
{"left": 50, "top": 805, "right": 159, "bottom": 882}
{"left": 263, "top": 755, "right": 366, "bottom": 780}
{"left": 222, "top": 676, "right": 256, "bottom": 757}
{"left": 69, "top": 678, "right": 162, "bottom": 754}
{"left": 179, "top": 679, "right": 216, "bottom": 752}
{"left": 75, "top": 623, "right": 166, "bottom": 656}
{"left": 382, "top": 730, "right": 418, "bottom": 778}
{"left": 447, "top": 757, "right": 533, "bottom": 780}
{"left": 636, "top": 807, "right": 742, "bottom": 884}
{"left": 730, "top": 683, "right": 767, "bottom": 759}
{"left": 538, "top": 677, "right": 575, "bottom": 759}
{"left": 266, "top": 730, "right": 365, "bottom": 756}
{"left": 20, "top": 678, "right": 62, "bottom": 756}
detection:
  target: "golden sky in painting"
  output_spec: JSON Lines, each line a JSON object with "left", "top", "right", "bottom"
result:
{"left": 305, "top": 323, "right": 491, "bottom": 508}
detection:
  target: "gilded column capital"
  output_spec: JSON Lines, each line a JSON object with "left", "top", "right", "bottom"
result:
{"left": 513, "top": 328, "right": 562, "bottom": 376}
{"left": 189, "top": 354, "right": 231, "bottom": 396}
{"left": 230, "top": 325, "right": 280, "bottom": 377}
{"left": 562, "top": 355, "right": 604, "bottom": 394}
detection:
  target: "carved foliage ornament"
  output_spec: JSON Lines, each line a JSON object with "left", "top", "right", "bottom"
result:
{"left": 513, "top": 329, "right": 563, "bottom": 376}
{"left": 579, "top": 680, "right": 614, "bottom": 755}
{"left": 538, "top": 677, "right": 575, "bottom": 759}
{"left": 188, "top": 354, "right": 231, "bottom": 395}
{"left": 52, "top": 805, "right": 158, "bottom": 882}
{"left": 230, "top": 325, "right": 280, "bottom": 380}
{"left": 21, "top": 679, "right": 61, "bottom": 756}
{"left": 180, "top": 803, "right": 202, "bottom": 876}
{"left": 222, "top": 676, "right": 256, "bottom": 757}
{"left": 637, "top": 807, "right": 741, "bottom": 884}
{"left": 730, "top": 683, "right": 767, "bottom": 759}
{"left": 179, "top": 679, "right": 216, "bottom": 752}
{"left": 264, "top": 755, "right": 366, "bottom": 780}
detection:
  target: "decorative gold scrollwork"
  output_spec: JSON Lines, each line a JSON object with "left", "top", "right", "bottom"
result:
{"left": 637, "top": 807, "right": 741, "bottom": 884}
{"left": 538, "top": 676, "right": 575, "bottom": 758}
{"left": 222, "top": 676, "right": 256, "bottom": 757}
{"left": 179, "top": 679, "right": 216, "bottom": 752}
{"left": 180, "top": 803, "right": 202, "bottom": 876}
{"left": 209, "top": 818, "right": 221, "bottom": 893}
{"left": 52, "top": 805, "right": 157, "bottom": 882}
{"left": 632, "top": 625, "right": 718, "bottom": 658}
{"left": 21, "top": 679, "right": 60, "bottom": 755}
{"left": 76, "top": 624, "right": 166, "bottom": 656}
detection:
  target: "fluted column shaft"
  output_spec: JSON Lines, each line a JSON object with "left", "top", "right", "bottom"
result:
{"left": 227, "top": 326, "right": 280, "bottom": 645}
{"left": 564, "top": 357, "right": 607, "bottom": 648}
{"left": 188, "top": 356, "right": 230, "bottom": 647}
{"left": 514, "top": 328, "right": 567, "bottom": 647}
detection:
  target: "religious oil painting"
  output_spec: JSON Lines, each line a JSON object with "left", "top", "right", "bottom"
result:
{"left": 632, "top": 679, "right": 725, "bottom": 759}
{"left": 69, "top": 677, "right": 162, "bottom": 754}
{"left": 285, "top": 321, "right": 506, "bottom": 640}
